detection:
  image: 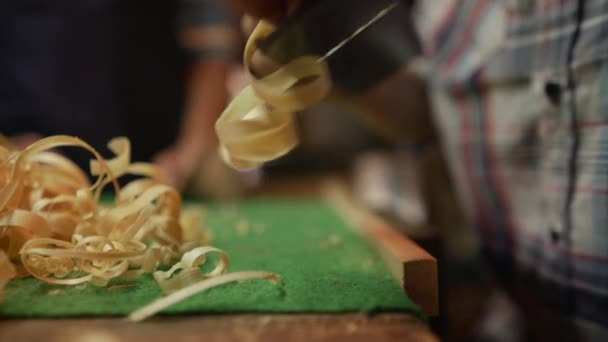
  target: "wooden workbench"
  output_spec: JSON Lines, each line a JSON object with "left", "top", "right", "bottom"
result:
{"left": 0, "top": 314, "right": 436, "bottom": 342}
{"left": 0, "top": 175, "right": 438, "bottom": 342}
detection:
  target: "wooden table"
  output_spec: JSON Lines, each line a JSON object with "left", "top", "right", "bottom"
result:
{"left": 0, "top": 175, "right": 438, "bottom": 342}
{"left": 0, "top": 314, "right": 437, "bottom": 342}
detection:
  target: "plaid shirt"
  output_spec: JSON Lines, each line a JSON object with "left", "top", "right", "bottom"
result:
{"left": 415, "top": 0, "right": 608, "bottom": 329}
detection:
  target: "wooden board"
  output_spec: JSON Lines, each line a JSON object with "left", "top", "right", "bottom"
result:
{"left": 324, "top": 180, "right": 439, "bottom": 316}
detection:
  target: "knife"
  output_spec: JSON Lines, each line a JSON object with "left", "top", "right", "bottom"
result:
{"left": 256, "top": 0, "right": 421, "bottom": 93}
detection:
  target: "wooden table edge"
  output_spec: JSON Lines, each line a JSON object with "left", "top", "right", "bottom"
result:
{"left": 323, "top": 180, "right": 439, "bottom": 316}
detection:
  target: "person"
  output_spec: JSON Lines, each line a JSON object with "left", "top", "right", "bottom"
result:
{"left": 232, "top": 0, "right": 608, "bottom": 340}
{"left": 0, "top": 0, "right": 240, "bottom": 191}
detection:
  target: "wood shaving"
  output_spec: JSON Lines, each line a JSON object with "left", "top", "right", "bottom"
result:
{"left": 128, "top": 271, "right": 280, "bottom": 322}
{"left": 215, "top": 4, "right": 399, "bottom": 171}
{"left": 107, "top": 284, "right": 138, "bottom": 292}
{"left": 252, "top": 223, "right": 267, "bottom": 235}
{"left": 319, "top": 234, "right": 342, "bottom": 250}
{"left": 361, "top": 258, "right": 374, "bottom": 270}
{"left": 328, "top": 234, "right": 342, "bottom": 246}
{"left": 0, "top": 135, "right": 199, "bottom": 287}
{"left": 0, "top": 135, "right": 278, "bottom": 321}
{"left": 215, "top": 21, "right": 331, "bottom": 170}
{"left": 0, "top": 250, "right": 16, "bottom": 300}
{"left": 236, "top": 219, "right": 251, "bottom": 236}
{"left": 47, "top": 289, "right": 63, "bottom": 296}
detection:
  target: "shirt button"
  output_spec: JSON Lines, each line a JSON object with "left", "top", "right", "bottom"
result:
{"left": 549, "top": 219, "right": 562, "bottom": 243}
{"left": 544, "top": 82, "right": 562, "bottom": 106}
{"left": 550, "top": 229, "right": 560, "bottom": 243}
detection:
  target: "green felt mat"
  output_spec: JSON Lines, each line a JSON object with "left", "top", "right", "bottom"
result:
{"left": 0, "top": 199, "right": 421, "bottom": 318}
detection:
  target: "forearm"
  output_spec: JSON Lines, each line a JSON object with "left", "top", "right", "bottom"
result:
{"left": 178, "top": 60, "right": 231, "bottom": 153}
{"left": 231, "top": 0, "right": 290, "bottom": 19}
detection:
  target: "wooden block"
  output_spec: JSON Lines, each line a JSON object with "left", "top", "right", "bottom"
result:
{"left": 324, "top": 181, "right": 439, "bottom": 316}
{"left": 368, "top": 218, "right": 439, "bottom": 316}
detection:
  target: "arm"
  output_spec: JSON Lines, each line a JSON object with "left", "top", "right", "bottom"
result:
{"left": 155, "top": 60, "right": 231, "bottom": 189}
{"left": 154, "top": 1, "right": 241, "bottom": 190}
{"left": 180, "top": 59, "right": 232, "bottom": 159}
{"left": 231, "top": 0, "right": 291, "bottom": 20}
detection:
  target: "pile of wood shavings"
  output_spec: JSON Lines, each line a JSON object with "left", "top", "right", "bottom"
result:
{"left": 0, "top": 135, "right": 278, "bottom": 321}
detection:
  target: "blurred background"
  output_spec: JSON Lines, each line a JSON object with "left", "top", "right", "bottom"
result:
{"left": 0, "top": 1, "right": 508, "bottom": 340}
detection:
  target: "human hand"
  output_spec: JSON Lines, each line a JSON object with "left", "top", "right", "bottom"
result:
{"left": 153, "top": 141, "right": 205, "bottom": 191}
{"left": 227, "top": 65, "right": 251, "bottom": 98}
{"left": 154, "top": 141, "right": 263, "bottom": 197}
{"left": 233, "top": 0, "right": 304, "bottom": 76}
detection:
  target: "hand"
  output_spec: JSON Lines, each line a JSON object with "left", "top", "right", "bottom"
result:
{"left": 235, "top": 0, "right": 304, "bottom": 76}
{"left": 227, "top": 66, "right": 252, "bottom": 98}
{"left": 153, "top": 142, "right": 205, "bottom": 191}
{"left": 154, "top": 142, "right": 263, "bottom": 197}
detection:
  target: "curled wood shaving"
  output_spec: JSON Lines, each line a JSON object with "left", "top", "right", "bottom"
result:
{"left": 215, "top": 4, "right": 400, "bottom": 171}
{"left": 0, "top": 136, "right": 190, "bottom": 287}
{"left": 0, "top": 136, "right": 197, "bottom": 286}
{"left": 0, "top": 250, "right": 16, "bottom": 300}
{"left": 215, "top": 21, "right": 331, "bottom": 170}
{"left": 153, "top": 246, "right": 230, "bottom": 294}
{"left": 128, "top": 271, "right": 280, "bottom": 322}
{"left": 0, "top": 135, "right": 279, "bottom": 320}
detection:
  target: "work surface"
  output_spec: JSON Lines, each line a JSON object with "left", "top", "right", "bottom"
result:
{"left": 0, "top": 196, "right": 437, "bottom": 341}
{"left": 1, "top": 199, "right": 419, "bottom": 317}
{"left": 0, "top": 314, "right": 435, "bottom": 342}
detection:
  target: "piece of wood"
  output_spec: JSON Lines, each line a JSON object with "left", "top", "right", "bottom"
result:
{"left": 370, "top": 218, "right": 439, "bottom": 316}
{"left": 0, "top": 314, "right": 437, "bottom": 342}
{"left": 324, "top": 180, "right": 439, "bottom": 316}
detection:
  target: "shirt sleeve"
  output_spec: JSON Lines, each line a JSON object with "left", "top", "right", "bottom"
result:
{"left": 178, "top": 0, "right": 241, "bottom": 61}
